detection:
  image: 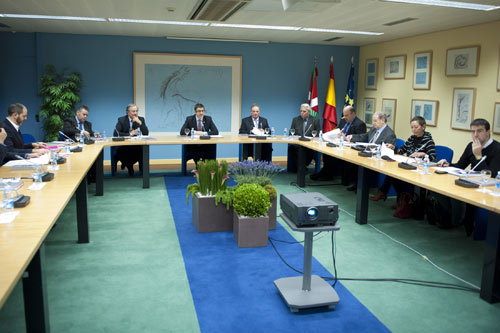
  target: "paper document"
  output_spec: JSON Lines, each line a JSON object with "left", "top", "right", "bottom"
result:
{"left": 433, "top": 167, "right": 481, "bottom": 177}
{"left": 4, "top": 154, "right": 50, "bottom": 167}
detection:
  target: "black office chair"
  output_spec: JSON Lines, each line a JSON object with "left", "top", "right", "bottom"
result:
{"left": 181, "top": 144, "right": 217, "bottom": 175}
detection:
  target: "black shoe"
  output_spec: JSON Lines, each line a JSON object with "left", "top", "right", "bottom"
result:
{"left": 127, "top": 165, "right": 135, "bottom": 176}
{"left": 346, "top": 185, "right": 357, "bottom": 192}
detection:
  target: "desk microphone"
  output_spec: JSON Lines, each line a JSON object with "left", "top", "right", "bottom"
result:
{"left": 299, "top": 124, "right": 313, "bottom": 141}
{"left": 59, "top": 131, "right": 75, "bottom": 143}
{"left": 200, "top": 122, "right": 211, "bottom": 140}
{"left": 113, "top": 126, "right": 125, "bottom": 141}
{"left": 14, "top": 155, "right": 54, "bottom": 182}
{"left": 468, "top": 155, "right": 487, "bottom": 173}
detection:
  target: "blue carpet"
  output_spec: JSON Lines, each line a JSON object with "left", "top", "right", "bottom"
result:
{"left": 164, "top": 176, "right": 389, "bottom": 332}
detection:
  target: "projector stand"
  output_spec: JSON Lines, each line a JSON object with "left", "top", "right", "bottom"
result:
{"left": 274, "top": 214, "right": 340, "bottom": 312}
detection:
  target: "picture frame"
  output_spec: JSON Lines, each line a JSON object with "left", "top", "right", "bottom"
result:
{"left": 494, "top": 103, "right": 500, "bottom": 135}
{"left": 451, "top": 88, "right": 476, "bottom": 131}
{"left": 384, "top": 55, "right": 406, "bottom": 79}
{"left": 382, "top": 98, "right": 397, "bottom": 130}
{"left": 497, "top": 45, "right": 500, "bottom": 91}
{"left": 363, "top": 97, "right": 376, "bottom": 127}
{"left": 446, "top": 46, "right": 480, "bottom": 77}
{"left": 365, "top": 58, "right": 378, "bottom": 90}
{"left": 413, "top": 51, "right": 432, "bottom": 90}
{"left": 411, "top": 99, "right": 438, "bottom": 127}
{"left": 133, "top": 52, "right": 242, "bottom": 135}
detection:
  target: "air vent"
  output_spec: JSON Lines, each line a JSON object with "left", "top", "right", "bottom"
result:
{"left": 189, "top": 0, "right": 251, "bottom": 22}
{"left": 324, "top": 36, "right": 343, "bottom": 42}
{"left": 0, "top": 22, "right": 11, "bottom": 29}
{"left": 383, "top": 17, "right": 417, "bottom": 26}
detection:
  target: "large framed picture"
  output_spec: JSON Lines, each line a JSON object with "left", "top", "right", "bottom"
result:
{"left": 497, "top": 46, "right": 500, "bottom": 91}
{"left": 365, "top": 58, "right": 378, "bottom": 90}
{"left": 411, "top": 99, "right": 438, "bottom": 127}
{"left": 451, "top": 88, "right": 476, "bottom": 130}
{"left": 384, "top": 55, "right": 406, "bottom": 79}
{"left": 494, "top": 103, "right": 500, "bottom": 134}
{"left": 413, "top": 51, "right": 432, "bottom": 90}
{"left": 133, "top": 52, "right": 242, "bottom": 135}
{"left": 363, "top": 97, "right": 376, "bottom": 127}
{"left": 382, "top": 98, "right": 397, "bottom": 130}
{"left": 446, "top": 46, "right": 480, "bottom": 77}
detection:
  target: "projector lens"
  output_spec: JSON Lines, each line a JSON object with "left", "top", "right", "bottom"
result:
{"left": 306, "top": 207, "right": 319, "bottom": 219}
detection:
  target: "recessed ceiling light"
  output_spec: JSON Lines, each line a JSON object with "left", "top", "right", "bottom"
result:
{"left": 0, "top": 14, "right": 106, "bottom": 21}
{"left": 108, "top": 18, "right": 209, "bottom": 26}
{"left": 300, "top": 27, "right": 383, "bottom": 35}
{"left": 210, "top": 23, "right": 301, "bottom": 31}
{"left": 380, "top": 0, "right": 500, "bottom": 11}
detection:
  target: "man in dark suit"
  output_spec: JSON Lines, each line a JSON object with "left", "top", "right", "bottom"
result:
{"left": 239, "top": 104, "right": 273, "bottom": 162}
{"left": 348, "top": 111, "right": 396, "bottom": 145}
{"left": 114, "top": 104, "right": 149, "bottom": 176}
{"left": 310, "top": 106, "right": 366, "bottom": 183}
{"left": 287, "top": 103, "right": 322, "bottom": 172}
{"left": 4, "top": 103, "right": 47, "bottom": 158}
{"left": 63, "top": 105, "right": 94, "bottom": 141}
{"left": 180, "top": 103, "right": 219, "bottom": 165}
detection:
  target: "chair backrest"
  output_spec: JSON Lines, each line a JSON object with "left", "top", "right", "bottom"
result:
{"left": 435, "top": 145, "right": 453, "bottom": 163}
{"left": 22, "top": 133, "right": 37, "bottom": 143}
{"left": 396, "top": 138, "right": 405, "bottom": 149}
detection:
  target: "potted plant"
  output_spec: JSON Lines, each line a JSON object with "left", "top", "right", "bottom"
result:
{"left": 228, "top": 160, "right": 283, "bottom": 229}
{"left": 186, "top": 160, "right": 232, "bottom": 232}
{"left": 232, "top": 183, "right": 271, "bottom": 248}
{"left": 38, "top": 65, "right": 82, "bottom": 141}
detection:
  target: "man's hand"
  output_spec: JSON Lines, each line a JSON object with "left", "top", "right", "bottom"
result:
{"left": 82, "top": 130, "right": 91, "bottom": 139}
{"left": 346, "top": 135, "right": 353, "bottom": 142}
{"left": 27, "top": 152, "right": 43, "bottom": 158}
{"left": 0, "top": 128, "right": 7, "bottom": 144}
{"left": 32, "top": 148, "right": 48, "bottom": 154}
{"left": 410, "top": 152, "right": 426, "bottom": 158}
{"left": 437, "top": 159, "right": 449, "bottom": 167}
{"left": 32, "top": 142, "right": 48, "bottom": 149}
{"left": 472, "top": 137, "right": 482, "bottom": 159}
{"left": 129, "top": 129, "right": 138, "bottom": 137}
{"left": 132, "top": 117, "right": 142, "bottom": 126}
{"left": 385, "top": 143, "right": 395, "bottom": 150}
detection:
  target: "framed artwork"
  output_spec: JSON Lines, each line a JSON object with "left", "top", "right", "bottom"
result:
{"left": 413, "top": 51, "right": 432, "bottom": 90}
{"left": 133, "top": 52, "right": 242, "bottom": 135}
{"left": 446, "top": 46, "right": 480, "bottom": 76}
{"left": 451, "top": 88, "right": 476, "bottom": 130}
{"left": 382, "top": 98, "right": 397, "bottom": 130}
{"left": 363, "top": 97, "right": 375, "bottom": 127}
{"left": 384, "top": 55, "right": 406, "bottom": 79}
{"left": 411, "top": 99, "right": 438, "bottom": 127}
{"left": 365, "top": 58, "right": 378, "bottom": 90}
{"left": 494, "top": 103, "right": 500, "bottom": 134}
{"left": 497, "top": 46, "right": 500, "bottom": 91}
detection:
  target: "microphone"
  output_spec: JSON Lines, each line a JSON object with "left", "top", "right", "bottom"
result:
{"left": 59, "top": 131, "right": 75, "bottom": 143}
{"left": 14, "top": 155, "right": 54, "bottom": 182}
{"left": 299, "top": 123, "right": 313, "bottom": 141}
{"left": 469, "top": 155, "right": 487, "bottom": 173}
{"left": 200, "top": 121, "right": 211, "bottom": 140}
{"left": 113, "top": 126, "right": 125, "bottom": 141}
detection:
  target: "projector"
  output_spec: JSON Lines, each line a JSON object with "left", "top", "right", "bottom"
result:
{"left": 280, "top": 192, "right": 338, "bottom": 227}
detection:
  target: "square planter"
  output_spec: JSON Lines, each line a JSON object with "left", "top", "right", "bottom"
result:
{"left": 268, "top": 197, "right": 277, "bottom": 230}
{"left": 192, "top": 192, "right": 233, "bottom": 232}
{"left": 233, "top": 211, "right": 269, "bottom": 248}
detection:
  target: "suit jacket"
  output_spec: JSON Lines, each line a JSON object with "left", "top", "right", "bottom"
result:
{"left": 114, "top": 115, "right": 149, "bottom": 137}
{"left": 290, "top": 116, "right": 321, "bottom": 137}
{"left": 3, "top": 118, "right": 33, "bottom": 154}
{"left": 180, "top": 115, "right": 219, "bottom": 135}
{"left": 63, "top": 116, "right": 94, "bottom": 141}
{"left": 338, "top": 116, "right": 366, "bottom": 136}
{"left": 239, "top": 116, "right": 270, "bottom": 134}
{"left": 351, "top": 125, "right": 397, "bottom": 146}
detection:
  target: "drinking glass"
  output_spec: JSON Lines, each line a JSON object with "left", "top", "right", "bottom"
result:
{"left": 370, "top": 145, "right": 378, "bottom": 160}
{"left": 311, "top": 130, "right": 317, "bottom": 140}
{"left": 290, "top": 128, "right": 295, "bottom": 137}
{"left": 264, "top": 128, "right": 270, "bottom": 135}
{"left": 414, "top": 156, "right": 422, "bottom": 173}
{"left": 74, "top": 132, "right": 81, "bottom": 143}
{"left": 184, "top": 128, "right": 190, "bottom": 139}
{"left": 478, "top": 169, "right": 492, "bottom": 193}
{"left": 93, "top": 131, "right": 100, "bottom": 139}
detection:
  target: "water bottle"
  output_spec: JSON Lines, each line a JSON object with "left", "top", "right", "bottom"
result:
{"left": 376, "top": 146, "right": 381, "bottom": 160}
{"left": 137, "top": 127, "right": 142, "bottom": 137}
{"left": 319, "top": 130, "right": 323, "bottom": 141}
{"left": 102, "top": 130, "right": 107, "bottom": 138}
{"left": 423, "top": 155, "right": 430, "bottom": 175}
{"left": 2, "top": 185, "right": 14, "bottom": 212}
{"left": 50, "top": 150, "right": 58, "bottom": 169}
{"left": 271, "top": 127, "right": 275, "bottom": 137}
{"left": 494, "top": 173, "right": 500, "bottom": 196}
{"left": 33, "top": 164, "right": 43, "bottom": 184}
{"left": 190, "top": 128, "right": 195, "bottom": 140}
{"left": 339, "top": 135, "right": 344, "bottom": 150}
{"left": 65, "top": 139, "right": 71, "bottom": 153}
{"left": 283, "top": 128, "right": 288, "bottom": 139}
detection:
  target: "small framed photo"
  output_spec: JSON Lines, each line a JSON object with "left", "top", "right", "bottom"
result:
{"left": 446, "top": 46, "right": 480, "bottom": 76}
{"left": 382, "top": 98, "right": 397, "bottom": 130}
{"left": 365, "top": 58, "right": 378, "bottom": 90}
{"left": 411, "top": 99, "right": 438, "bottom": 127}
{"left": 413, "top": 51, "right": 432, "bottom": 90}
{"left": 493, "top": 103, "right": 500, "bottom": 134}
{"left": 384, "top": 55, "right": 406, "bottom": 79}
{"left": 451, "top": 88, "right": 476, "bottom": 131}
{"left": 363, "top": 97, "right": 376, "bottom": 127}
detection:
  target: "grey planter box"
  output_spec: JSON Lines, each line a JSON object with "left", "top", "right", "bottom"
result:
{"left": 233, "top": 211, "right": 269, "bottom": 248}
{"left": 268, "top": 197, "right": 277, "bottom": 230}
{"left": 192, "top": 193, "right": 233, "bottom": 233}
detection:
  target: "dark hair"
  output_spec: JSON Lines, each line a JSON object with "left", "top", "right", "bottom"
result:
{"left": 410, "top": 116, "right": 426, "bottom": 126}
{"left": 77, "top": 105, "right": 89, "bottom": 113}
{"left": 8, "top": 103, "right": 26, "bottom": 116}
{"left": 470, "top": 118, "right": 490, "bottom": 131}
{"left": 194, "top": 103, "right": 205, "bottom": 112}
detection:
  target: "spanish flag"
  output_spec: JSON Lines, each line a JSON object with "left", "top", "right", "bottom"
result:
{"left": 322, "top": 57, "right": 337, "bottom": 132}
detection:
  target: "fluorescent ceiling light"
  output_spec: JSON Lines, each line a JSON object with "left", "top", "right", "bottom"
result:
{"left": 300, "top": 27, "right": 383, "bottom": 35}
{"left": 166, "top": 36, "right": 269, "bottom": 43}
{"left": 210, "top": 23, "right": 301, "bottom": 31}
{"left": 380, "top": 0, "right": 500, "bottom": 11}
{"left": 0, "top": 14, "right": 106, "bottom": 21}
{"left": 108, "top": 18, "right": 209, "bottom": 26}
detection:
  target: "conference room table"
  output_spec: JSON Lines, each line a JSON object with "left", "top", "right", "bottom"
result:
{"left": 1, "top": 134, "right": 499, "bottom": 332}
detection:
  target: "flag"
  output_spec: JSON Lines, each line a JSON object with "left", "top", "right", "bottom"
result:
{"left": 322, "top": 58, "right": 337, "bottom": 132}
{"left": 344, "top": 57, "right": 355, "bottom": 108}
{"left": 307, "top": 62, "right": 319, "bottom": 117}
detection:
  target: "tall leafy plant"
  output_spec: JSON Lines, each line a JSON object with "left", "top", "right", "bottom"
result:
{"left": 38, "top": 65, "right": 82, "bottom": 141}
{"left": 186, "top": 160, "right": 230, "bottom": 204}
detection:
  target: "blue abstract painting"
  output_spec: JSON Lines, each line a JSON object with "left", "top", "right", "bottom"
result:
{"left": 416, "top": 56, "right": 428, "bottom": 69}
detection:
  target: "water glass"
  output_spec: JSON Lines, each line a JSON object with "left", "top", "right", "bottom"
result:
{"left": 290, "top": 128, "right": 295, "bottom": 138}
{"left": 311, "top": 130, "right": 317, "bottom": 140}
{"left": 74, "top": 132, "right": 81, "bottom": 143}
{"left": 32, "top": 164, "right": 44, "bottom": 183}
{"left": 283, "top": 128, "right": 288, "bottom": 139}
{"left": 478, "top": 169, "right": 492, "bottom": 193}
{"left": 2, "top": 187, "right": 15, "bottom": 212}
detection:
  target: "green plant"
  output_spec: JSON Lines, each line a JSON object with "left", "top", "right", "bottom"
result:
{"left": 263, "top": 184, "right": 277, "bottom": 201}
{"left": 186, "top": 160, "right": 229, "bottom": 204}
{"left": 232, "top": 174, "right": 271, "bottom": 187}
{"left": 38, "top": 65, "right": 82, "bottom": 141}
{"left": 233, "top": 183, "right": 271, "bottom": 217}
{"left": 215, "top": 188, "right": 234, "bottom": 210}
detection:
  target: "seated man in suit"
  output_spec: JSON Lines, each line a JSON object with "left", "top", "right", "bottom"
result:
{"left": 310, "top": 106, "right": 366, "bottom": 184}
{"left": 114, "top": 104, "right": 149, "bottom": 176}
{"left": 4, "top": 103, "right": 47, "bottom": 158}
{"left": 180, "top": 103, "right": 219, "bottom": 165}
{"left": 239, "top": 103, "right": 273, "bottom": 162}
{"left": 0, "top": 125, "right": 10, "bottom": 165}
{"left": 63, "top": 105, "right": 94, "bottom": 141}
{"left": 287, "top": 103, "right": 321, "bottom": 172}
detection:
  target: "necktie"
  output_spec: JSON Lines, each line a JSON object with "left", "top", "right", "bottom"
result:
{"left": 197, "top": 119, "right": 202, "bottom": 131}
{"left": 371, "top": 130, "right": 380, "bottom": 143}
{"left": 79, "top": 122, "right": 83, "bottom": 131}
{"left": 303, "top": 119, "right": 308, "bottom": 134}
